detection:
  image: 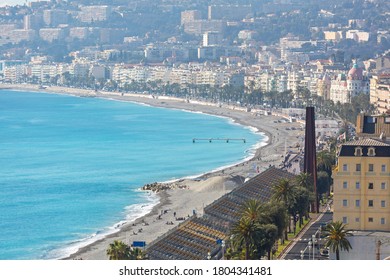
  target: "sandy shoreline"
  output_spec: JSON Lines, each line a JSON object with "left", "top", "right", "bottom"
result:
{"left": 0, "top": 84, "right": 304, "bottom": 260}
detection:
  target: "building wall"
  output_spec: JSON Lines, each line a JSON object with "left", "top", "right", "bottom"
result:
{"left": 24, "top": 14, "right": 43, "bottom": 30}
{"left": 43, "top": 9, "right": 68, "bottom": 27}
{"left": 39, "top": 28, "right": 66, "bottom": 42}
{"left": 330, "top": 73, "right": 369, "bottom": 104}
{"left": 324, "top": 31, "right": 343, "bottom": 42}
{"left": 333, "top": 148, "right": 390, "bottom": 231}
{"left": 10, "top": 29, "right": 36, "bottom": 44}
{"left": 370, "top": 74, "right": 390, "bottom": 114}
{"left": 346, "top": 30, "right": 370, "bottom": 42}
{"left": 203, "top": 31, "right": 223, "bottom": 47}
{"left": 376, "top": 56, "right": 390, "bottom": 71}
{"left": 181, "top": 10, "right": 201, "bottom": 25}
{"left": 184, "top": 20, "right": 225, "bottom": 35}
{"left": 79, "top": 6, "right": 111, "bottom": 23}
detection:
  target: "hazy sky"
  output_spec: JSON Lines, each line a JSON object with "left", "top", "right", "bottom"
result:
{"left": 0, "top": 0, "right": 29, "bottom": 7}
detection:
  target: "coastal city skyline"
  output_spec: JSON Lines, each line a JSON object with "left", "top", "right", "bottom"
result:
{"left": 0, "top": 0, "right": 390, "bottom": 264}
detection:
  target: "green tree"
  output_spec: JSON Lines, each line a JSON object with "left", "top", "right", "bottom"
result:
{"left": 106, "top": 240, "right": 131, "bottom": 260}
{"left": 231, "top": 216, "right": 259, "bottom": 260}
{"left": 278, "top": 90, "right": 293, "bottom": 108}
{"left": 323, "top": 221, "right": 353, "bottom": 260}
{"left": 106, "top": 240, "right": 145, "bottom": 260}
{"left": 265, "top": 202, "right": 288, "bottom": 243}
{"left": 129, "top": 247, "right": 145, "bottom": 260}
{"left": 271, "top": 178, "right": 296, "bottom": 240}
{"left": 294, "top": 172, "right": 313, "bottom": 192}
{"left": 293, "top": 186, "right": 312, "bottom": 228}
{"left": 241, "top": 199, "right": 264, "bottom": 222}
{"left": 264, "top": 91, "right": 278, "bottom": 107}
{"left": 255, "top": 224, "right": 279, "bottom": 260}
{"left": 317, "top": 171, "right": 331, "bottom": 198}
{"left": 294, "top": 173, "right": 314, "bottom": 222}
{"left": 317, "top": 150, "right": 335, "bottom": 176}
{"left": 230, "top": 200, "right": 285, "bottom": 260}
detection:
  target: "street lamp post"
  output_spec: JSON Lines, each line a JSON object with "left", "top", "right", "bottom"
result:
{"left": 300, "top": 250, "right": 304, "bottom": 260}
{"left": 312, "top": 234, "right": 316, "bottom": 260}
{"left": 308, "top": 241, "right": 312, "bottom": 260}
{"left": 207, "top": 251, "right": 211, "bottom": 260}
{"left": 221, "top": 240, "right": 225, "bottom": 260}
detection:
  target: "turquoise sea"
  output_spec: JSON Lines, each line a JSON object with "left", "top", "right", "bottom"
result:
{"left": 0, "top": 90, "right": 264, "bottom": 260}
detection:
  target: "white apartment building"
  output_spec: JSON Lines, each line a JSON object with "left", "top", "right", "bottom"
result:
{"left": 203, "top": 31, "right": 223, "bottom": 47}
{"left": 346, "top": 30, "right": 370, "bottom": 42}
{"left": 0, "top": 24, "right": 18, "bottom": 39}
{"left": 39, "top": 28, "right": 66, "bottom": 43}
{"left": 287, "top": 70, "right": 303, "bottom": 94}
{"left": 112, "top": 65, "right": 149, "bottom": 85}
{"left": 70, "top": 62, "right": 91, "bottom": 77}
{"left": 148, "top": 66, "right": 171, "bottom": 84}
{"left": 184, "top": 20, "right": 225, "bottom": 35}
{"left": 30, "top": 64, "right": 58, "bottom": 82}
{"left": 181, "top": 10, "right": 202, "bottom": 25}
{"left": 79, "top": 6, "right": 111, "bottom": 23}
{"left": 169, "top": 68, "right": 193, "bottom": 86}
{"left": 330, "top": 73, "right": 349, "bottom": 103}
{"left": 3, "top": 64, "right": 27, "bottom": 82}
{"left": 323, "top": 31, "right": 343, "bottom": 42}
{"left": 370, "top": 73, "right": 390, "bottom": 114}
{"left": 69, "top": 27, "right": 90, "bottom": 40}
{"left": 10, "top": 29, "right": 36, "bottom": 44}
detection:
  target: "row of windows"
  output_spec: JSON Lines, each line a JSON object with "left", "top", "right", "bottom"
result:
{"left": 342, "top": 181, "right": 387, "bottom": 190}
{"left": 342, "top": 199, "right": 387, "bottom": 208}
{"left": 343, "top": 217, "right": 387, "bottom": 225}
{"left": 342, "top": 163, "right": 387, "bottom": 172}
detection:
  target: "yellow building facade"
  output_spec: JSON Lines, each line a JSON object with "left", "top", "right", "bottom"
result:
{"left": 333, "top": 139, "right": 390, "bottom": 231}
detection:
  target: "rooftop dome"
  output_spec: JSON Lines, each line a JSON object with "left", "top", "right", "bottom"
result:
{"left": 348, "top": 63, "right": 363, "bottom": 80}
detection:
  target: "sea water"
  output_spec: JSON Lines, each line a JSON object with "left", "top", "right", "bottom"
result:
{"left": 0, "top": 90, "right": 264, "bottom": 260}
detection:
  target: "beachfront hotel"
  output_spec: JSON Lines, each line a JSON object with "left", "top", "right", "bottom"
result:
{"left": 333, "top": 138, "right": 390, "bottom": 231}
{"left": 331, "top": 113, "right": 390, "bottom": 259}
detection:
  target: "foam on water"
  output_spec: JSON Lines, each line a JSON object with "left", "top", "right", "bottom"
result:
{"left": 45, "top": 192, "right": 160, "bottom": 260}
{"left": 0, "top": 90, "right": 264, "bottom": 259}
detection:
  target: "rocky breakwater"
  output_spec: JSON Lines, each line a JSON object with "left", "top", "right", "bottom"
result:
{"left": 141, "top": 181, "right": 188, "bottom": 193}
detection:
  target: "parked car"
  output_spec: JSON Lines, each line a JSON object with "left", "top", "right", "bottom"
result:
{"left": 320, "top": 247, "right": 329, "bottom": 258}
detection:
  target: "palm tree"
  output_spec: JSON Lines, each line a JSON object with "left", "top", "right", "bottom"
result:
{"left": 231, "top": 217, "right": 259, "bottom": 260}
{"left": 293, "top": 187, "right": 312, "bottom": 228}
{"left": 230, "top": 198, "right": 297, "bottom": 260}
{"left": 322, "top": 221, "right": 353, "bottom": 260}
{"left": 129, "top": 247, "right": 145, "bottom": 260}
{"left": 317, "top": 150, "right": 335, "bottom": 175}
{"left": 106, "top": 240, "right": 131, "bottom": 260}
{"left": 241, "top": 199, "right": 264, "bottom": 222}
{"left": 263, "top": 202, "right": 288, "bottom": 259}
{"left": 265, "top": 202, "right": 287, "bottom": 241}
{"left": 272, "top": 178, "right": 296, "bottom": 240}
{"left": 294, "top": 173, "right": 314, "bottom": 221}
{"left": 294, "top": 172, "right": 313, "bottom": 192}
{"left": 256, "top": 224, "right": 279, "bottom": 260}
{"left": 272, "top": 178, "right": 296, "bottom": 206}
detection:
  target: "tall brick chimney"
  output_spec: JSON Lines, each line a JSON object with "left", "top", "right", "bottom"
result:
{"left": 304, "top": 107, "right": 318, "bottom": 213}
